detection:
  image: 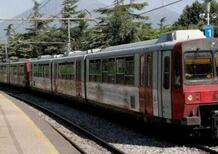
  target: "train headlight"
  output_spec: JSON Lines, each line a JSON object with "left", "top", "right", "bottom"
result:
{"left": 187, "top": 94, "right": 193, "bottom": 101}
{"left": 185, "top": 92, "right": 201, "bottom": 104}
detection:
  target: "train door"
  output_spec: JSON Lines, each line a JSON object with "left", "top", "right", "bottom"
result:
{"left": 160, "top": 50, "right": 172, "bottom": 119}
{"left": 76, "top": 60, "right": 82, "bottom": 97}
{"left": 52, "top": 62, "right": 58, "bottom": 92}
{"left": 139, "top": 53, "right": 153, "bottom": 116}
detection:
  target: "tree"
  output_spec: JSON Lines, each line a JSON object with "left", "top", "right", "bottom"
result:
{"left": 173, "top": 1, "right": 218, "bottom": 29}
{"left": 158, "top": 17, "right": 167, "bottom": 29}
{"left": 61, "top": 0, "right": 79, "bottom": 28}
{"left": 5, "top": 24, "right": 15, "bottom": 39}
{"left": 61, "top": 0, "right": 91, "bottom": 51}
{"left": 30, "top": 0, "right": 47, "bottom": 30}
{"left": 23, "top": 0, "right": 51, "bottom": 57}
{"left": 95, "top": 0, "right": 148, "bottom": 47}
{"left": 173, "top": 1, "right": 204, "bottom": 29}
{"left": 3, "top": 24, "right": 17, "bottom": 58}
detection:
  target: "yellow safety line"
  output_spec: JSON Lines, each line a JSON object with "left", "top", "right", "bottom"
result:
{"left": 0, "top": 93, "right": 59, "bottom": 154}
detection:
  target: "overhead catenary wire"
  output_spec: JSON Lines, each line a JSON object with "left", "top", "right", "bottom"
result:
{"left": 0, "top": 0, "right": 187, "bottom": 41}
{"left": 0, "top": 17, "right": 96, "bottom": 22}
{"left": 0, "top": 0, "right": 52, "bottom": 39}
{"left": 139, "top": 0, "right": 184, "bottom": 15}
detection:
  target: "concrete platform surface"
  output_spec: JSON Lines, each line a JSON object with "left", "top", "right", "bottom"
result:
{"left": 0, "top": 93, "right": 59, "bottom": 154}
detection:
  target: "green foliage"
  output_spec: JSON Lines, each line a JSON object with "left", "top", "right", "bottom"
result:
{"left": 61, "top": 0, "right": 79, "bottom": 27}
{"left": 0, "top": 0, "right": 181, "bottom": 61}
{"left": 173, "top": 1, "right": 204, "bottom": 29}
{"left": 30, "top": 0, "right": 47, "bottom": 30}
{"left": 173, "top": 1, "right": 218, "bottom": 31}
{"left": 95, "top": 1, "right": 148, "bottom": 47}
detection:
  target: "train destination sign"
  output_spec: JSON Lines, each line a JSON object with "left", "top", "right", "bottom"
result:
{"left": 203, "top": 24, "right": 214, "bottom": 38}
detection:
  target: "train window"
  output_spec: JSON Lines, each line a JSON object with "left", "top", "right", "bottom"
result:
{"left": 116, "top": 56, "right": 135, "bottom": 85}
{"left": 0, "top": 66, "right": 2, "bottom": 73}
{"left": 116, "top": 58, "right": 125, "bottom": 84}
{"left": 1, "top": 66, "right": 3, "bottom": 73}
{"left": 33, "top": 64, "right": 49, "bottom": 78}
{"left": 102, "top": 58, "right": 115, "bottom": 83}
{"left": 33, "top": 64, "right": 38, "bottom": 77}
{"left": 89, "top": 60, "right": 101, "bottom": 82}
{"left": 175, "top": 53, "right": 181, "bottom": 88}
{"left": 125, "top": 57, "right": 134, "bottom": 85}
{"left": 18, "top": 65, "right": 24, "bottom": 76}
{"left": 43, "top": 64, "right": 49, "bottom": 78}
{"left": 38, "top": 64, "right": 43, "bottom": 77}
{"left": 10, "top": 65, "right": 18, "bottom": 75}
{"left": 2, "top": 66, "right": 4, "bottom": 73}
{"left": 58, "top": 62, "right": 75, "bottom": 80}
{"left": 116, "top": 58, "right": 125, "bottom": 74}
{"left": 0, "top": 66, "right": 3, "bottom": 73}
{"left": 184, "top": 52, "right": 213, "bottom": 80}
{"left": 163, "top": 57, "right": 170, "bottom": 89}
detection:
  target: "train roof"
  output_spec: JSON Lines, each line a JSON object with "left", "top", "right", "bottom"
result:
{"left": 0, "top": 29, "right": 207, "bottom": 64}
{"left": 52, "top": 51, "right": 86, "bottom": 62}
{"left": 86, "top": 29, "right": 206, "bottom": 59}
{"left": 86, "top": 42, "right": 174, "bottom": 59}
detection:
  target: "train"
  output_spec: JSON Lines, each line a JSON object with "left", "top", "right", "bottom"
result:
{"left": 1, "top": 29, "right": 218, "bottom": 138}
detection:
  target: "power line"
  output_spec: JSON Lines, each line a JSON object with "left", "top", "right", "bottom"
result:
{"left": 18, "top": 41, "right": 66, "bottom": 44}
{"left": 0, "top": 0, "right": 51, "bottom": 39}
{"left": 139, "top": 0, "right": 184, "bottom": 15}
{"left": 0, "top": 17, "right": 96, "bottom": 21}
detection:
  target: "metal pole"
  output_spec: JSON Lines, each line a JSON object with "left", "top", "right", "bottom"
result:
{"left": 5, "top": 39, "right": 8, "bottom": 62}
{"left": 206, "top": 0, "right": 211, "bottom": 25}
{"left": 67, "top": 19, "right": 71, "bottom": 52}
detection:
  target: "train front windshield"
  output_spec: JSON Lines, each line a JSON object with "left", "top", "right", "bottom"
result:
{"left": 184, "top": 51, "right": 214, "bottom": 81}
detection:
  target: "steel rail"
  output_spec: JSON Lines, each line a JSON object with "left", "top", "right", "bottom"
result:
{"left": 0, "top": 17, "right": 96, "bottom": 21}
{"left": 194, "top": 145, "right": 218, "bottom": 154}
{"left": 7, "top": 93, "right": 126, "bottom": 154}
{"left": 48, "top": 124, "right": 87, "bottom": 154}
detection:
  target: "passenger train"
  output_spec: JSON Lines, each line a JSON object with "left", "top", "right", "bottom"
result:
{"left": 1, "top": 29, "right": 218, "bottom": 138}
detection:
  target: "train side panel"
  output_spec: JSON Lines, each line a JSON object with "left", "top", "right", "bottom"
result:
{"left": 52, "top": 57, "right": 84, "bottom": 99}
{"left": 86, "top": 54, "right": 140, "bottom": 112}
{"left": 87, "top": 82, "right": 140, "bottom": 111}
{"left": 9, "top": 63, "right": 26, "bottom": 87}
{"left": 30, "top": 61, "right": 52, "bottom": 92}
{"left": 0, "top": 64, "right": 9, "bottom": 84}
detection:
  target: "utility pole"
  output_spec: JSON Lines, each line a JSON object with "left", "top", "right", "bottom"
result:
{"left": 4, "top": 39, "right": 8, "bottom": 62}
{"left": 0, "top": 17, "right": 95, "bottom": 54}
{"left": 67, "top": 19, "right": 71, "bottom": 52}
{"left": 206, "top": 0, "right": 212, "bottom": 25}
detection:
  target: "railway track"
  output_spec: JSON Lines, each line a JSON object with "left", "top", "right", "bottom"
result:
{"left": 193, "top": 145, "right": 218, "bottom": 154}
{"left": 7, "top": 92, "right": 126, "bottom": 154}
{"left": 3, "top": 87, "right": 217, "bottom": 154}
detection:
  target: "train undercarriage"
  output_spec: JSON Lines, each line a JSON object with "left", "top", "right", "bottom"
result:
{"left": 196, "top": 104, "right": 218, "bottom": 139}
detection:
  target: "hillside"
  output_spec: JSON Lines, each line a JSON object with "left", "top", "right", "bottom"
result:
{"left": 0, "top": 0, "right": 196, "bottom": 38}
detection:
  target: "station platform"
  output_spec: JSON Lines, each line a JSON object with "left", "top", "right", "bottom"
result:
{"left": 0, "top": 92, "right": 80, "bottom": 154}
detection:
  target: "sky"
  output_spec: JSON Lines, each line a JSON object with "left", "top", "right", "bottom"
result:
{"left": 0, "top": 0, "right": 198, "bottom": 18}
{"left": 0, "top": 0, "right": 44, "bottom": 17}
